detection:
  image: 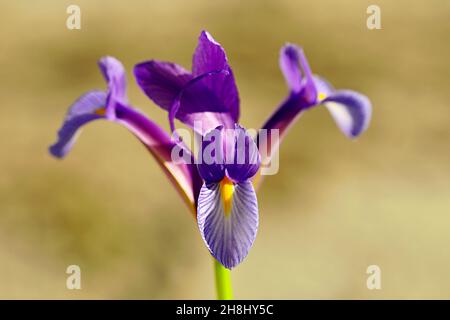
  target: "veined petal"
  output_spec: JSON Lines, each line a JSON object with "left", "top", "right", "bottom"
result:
{"left": 134, "top": 60, "right": 193, "bottom": 110}
{"left": 322, "top": 90, "right": 372, "bottom": 138}
{"left": 98, "top": 56, "right": 128, "bottom": 112}
{"left": 197, "top": 180, "right": 258, "bottom": 269}
{"left": 169, "top": 70, "right": 236, "bottom": 134}
{"left": 192, "top": 30, "right": 239, "bottom": 122}
{"left": 49, "top": 90, "right": 107, "bottom": 158}
{"left": 226, "top": 124, "right": 260, "bottom": 182}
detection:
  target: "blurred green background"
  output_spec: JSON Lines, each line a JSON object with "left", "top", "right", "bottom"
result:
{"left": 0, "top": 0, "right": 449, "bottom": 299}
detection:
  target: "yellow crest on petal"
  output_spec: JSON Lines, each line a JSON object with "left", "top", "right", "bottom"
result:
{"left": 94, "top": 107, "right": 106, "bottom": 116}
{"left": 220, "top": 176, "right": 234, "bottom": 217}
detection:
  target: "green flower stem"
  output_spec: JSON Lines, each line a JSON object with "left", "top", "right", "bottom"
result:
{"left": 214, "top": 259, "right": 233, "bottom": 300}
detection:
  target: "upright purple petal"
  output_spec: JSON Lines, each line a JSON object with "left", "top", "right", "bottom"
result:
{"left": 98, "top": 56, "right": 128, "bottom": 110}
{"left": 322, "top": 90, "right": 372, "bottom": 138}
{"left": 192, "top": 31, "right": 239, "bottom": 122}
{"left": 192, "top": 30, "right": 228, "bottom": 77}
{"left": 280, "top": 45, "right": 302, "bottom": 93}
{"left": 226, "top": 125, "right": 260, "bottom": 182}
{"left": 134, "top": 60, "right": 193, "bottom": 110}
{"left": 169, "top": 70, "right": 236, "bottom": 134}
{"left": 49, "top": 90, "right": 107, "bottom": 158}
{"left": 259, "top": 45, "right": 319, "bottom": 140}
{"left": 197, "top": 180, "right": 258, "bottom": 269}
{"left": 279, "top": 44, "right": 317, "bottom": 103}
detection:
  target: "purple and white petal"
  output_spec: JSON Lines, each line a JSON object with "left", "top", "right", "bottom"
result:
{"left": 322, "top": 90, "right": 372, "bottom": 138}
{"left": 197, "top": 180, "right": 258, "bottom": 269}
{"left": 226, "top": 125, "right": 260, "bottom": 182}
{"left": 49, "top": 90, "right": 107, "bottom": 158}
{"left": 134, "top": 60, "right": 193, "bottom": 110}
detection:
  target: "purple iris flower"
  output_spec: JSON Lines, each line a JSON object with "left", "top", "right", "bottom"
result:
{"left": 50, "top": 31, "right": 371, "bottom": 270}
{"left": 258, "top": 44, "right": 372, "bottom": 167}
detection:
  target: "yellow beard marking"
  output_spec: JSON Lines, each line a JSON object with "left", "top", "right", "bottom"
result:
{"left": 94, "top": 107, "right": 106, "bottom": 116}
{"left": 220, "top": 176, "right": 234, "bottom": 217}
{"left": 318, "top": 92, "right": 327, "bottom": 101}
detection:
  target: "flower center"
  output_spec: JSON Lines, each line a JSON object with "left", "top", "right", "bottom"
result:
{"left": 220, "top": 176, "right": 234, "bottom": 217}
{"left": 94, "top": 107, "right": 107, "bottom": 116}
{"left": 318, "top": 92, "right": 327, "bottom": 101}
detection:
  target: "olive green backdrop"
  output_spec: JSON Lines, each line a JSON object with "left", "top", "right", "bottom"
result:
{"left": 0, "top": 0, "right": 449, "bottom": 298}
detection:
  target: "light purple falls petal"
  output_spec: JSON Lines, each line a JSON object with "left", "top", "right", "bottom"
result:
{"left": 197, "top": 180, "right": 259, "bottom": 269}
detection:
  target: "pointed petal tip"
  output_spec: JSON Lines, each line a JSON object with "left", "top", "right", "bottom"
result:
{"left": 199, "top": 30, "right": 219, "bottom": 44}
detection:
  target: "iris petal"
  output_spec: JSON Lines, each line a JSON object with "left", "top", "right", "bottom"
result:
{"left": 192, "top": 31, "right": 240, "bottom": 122}
{"left": 134, "top": 60, "right": 193, "bottom": 110}
{"left": 49, "top": 90, "right": 107, "bottom": 158}
{"left": 226, "top": 124, "right": 260, "bottom": 182}
{"left": 322, "top": 90, "right": 372, "bottom": 138}
{"left": 98, "top": 56, "right": 128, "bottom": 116}
{"left": 279, "top": 44, "right": 317, "bottom": 102}
{"left": 169, "top": 70, "right": 236, "bottom": 134}
{"left": 197, "top": 180, "right": 258, "bottom": 269}
{"left": 197, "top": 126, "right": 225, "bottom": 183}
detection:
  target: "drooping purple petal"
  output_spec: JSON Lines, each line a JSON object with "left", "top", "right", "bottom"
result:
{"left": 134, "top": 60, "right": 193, "bottom": 110}
{"left": 98, "top": 56, "right": 128, "bottom": 114}
{"left": 197, "top": 126, "right": 225, "bottom": 184}
{"left": 49, "top": 90, "right": 107, "bottom": 158}
{"left": 322, "top": 90, "right": 372, "bottom": 138}
{"left": 226, "top": 124, "right": 260, "bottom": 182}
{"left": 197, "top": 180, "right": 258, "bottom": 269}
{"left": 169, "top": 70, "right": 236, "bottom": 134}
